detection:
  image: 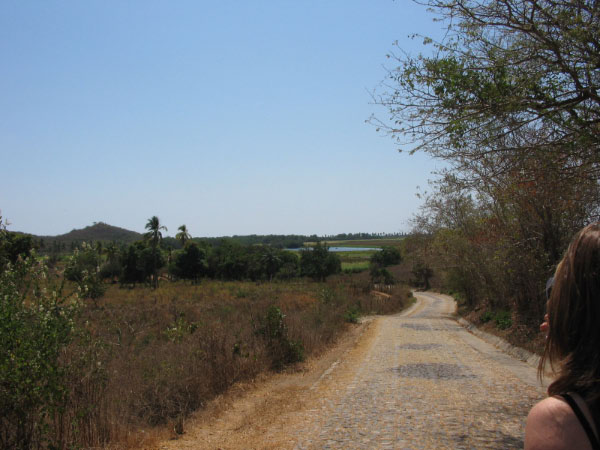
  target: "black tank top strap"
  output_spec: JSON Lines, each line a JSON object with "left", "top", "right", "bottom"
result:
{"left": 562, "top": 393, "right": 600, "bottom": 450}
{"left": 590, "top": 402, "right": 600, "bottom": 446}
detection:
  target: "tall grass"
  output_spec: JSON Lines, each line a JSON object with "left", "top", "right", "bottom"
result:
{"left": 45, "top": 277, "right": 410, "bottom": 448}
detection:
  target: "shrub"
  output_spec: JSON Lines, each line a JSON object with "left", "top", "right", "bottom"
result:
{"left": 0, "top": 255, "right": 80, "bottom": 449}
{"left": 411, "top": 261, "right": 433, "bottom": 290}
{"left": 481, "top": 310, "right": 493, "bottom": 323}
{"left": 300, "top": 242, "right": 341, "bottom": 281}
{"left": 234, "top": 287, "right": 250, "bottom": 298}
{"left": 171, "top": 243, "right": 208, "bottom": 282}
{"left": 494, "top": 310, "right": 513, "bottom": 330}
{"left": 319, "top": 287, "right": 336, "bottom": 305}
{"left": 64, "top": 250, "right": 106, "bottom": 303}
{"left": 120, "top": 243, "right": 147, "bottom": 285}
{"left": 99, "top": 259, "right": 122, "bottom": 281}
{"left": 0, "top": 231, "right": 34, "bottom": 269}
{"left": 370, "top": 246, "right": 402, "bottom": 267}
{"left": 344, "top": 305, "right": 360, "bottom": 323}
{"left": 257, "top": 305, "right": 304, "bottom": 370}
{"left": 276, "top": 261, "right": 299, "bottom": 279}
{"left": 370, "top": 266, "right": 395, "bottom": 286}
{"left": 64, "top": 243, "right": 99, "bottom": 282}
{"left": 343, "top": 266, "right": 366, "bottom": 274}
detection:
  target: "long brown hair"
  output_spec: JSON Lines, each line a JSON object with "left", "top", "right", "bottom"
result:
{"left": 540, "top": 223, "right": 600, "bottom": 402}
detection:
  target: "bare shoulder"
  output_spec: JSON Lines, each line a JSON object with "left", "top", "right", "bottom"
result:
{"left": 525, "top": 397, "right": 591, "bottom": 450}
{"left": 529, "top": 397, "right": 572, "bottom": 420}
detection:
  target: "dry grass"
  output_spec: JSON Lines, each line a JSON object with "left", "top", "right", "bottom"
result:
{"left": 49, "top": 277, "right": 410, "bottom": 449}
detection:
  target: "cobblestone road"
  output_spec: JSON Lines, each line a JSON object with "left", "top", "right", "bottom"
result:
{"left": 282, "top": 292, "right": 545, "bottom": 449}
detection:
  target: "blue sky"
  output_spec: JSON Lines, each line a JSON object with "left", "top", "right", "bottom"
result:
{"left": 1, "top": 1, "right": 444, "bottom": 237}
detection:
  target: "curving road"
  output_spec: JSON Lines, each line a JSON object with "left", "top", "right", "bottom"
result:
{"left": 286, "top": 292, "right": 545, "bottom": 449}
{"left": 157, "top": 292, "right": 546, "bottom": 449}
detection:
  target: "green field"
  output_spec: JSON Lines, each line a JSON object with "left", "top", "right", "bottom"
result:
{"left": 340, "top": 261, "right": 370, "bottom": 271}
{"left": 333, "top": 249, "right": 377, "bottom": 272}
{"left": 335, "top": 249, "right": 376, "bottom": 260}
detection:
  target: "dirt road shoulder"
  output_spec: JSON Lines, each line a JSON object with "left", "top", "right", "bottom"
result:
{"left": 150, "top": 316, "right": 381, "bottom": 449}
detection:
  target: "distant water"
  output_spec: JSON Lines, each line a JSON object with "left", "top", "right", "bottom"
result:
{"left": 287, "top": 246, "right": 381, "bottom": 252}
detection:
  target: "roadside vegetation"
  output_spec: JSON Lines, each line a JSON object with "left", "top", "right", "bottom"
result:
{"left": 0, "top": 215, "right": 410, "bottom": 449}
{"left": 374, "top": 0, "right": 600, "bottom": 353}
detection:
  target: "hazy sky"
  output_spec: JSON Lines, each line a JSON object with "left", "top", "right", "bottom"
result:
{"left": 2, "top": 1, "right": 445, "bottom": 237}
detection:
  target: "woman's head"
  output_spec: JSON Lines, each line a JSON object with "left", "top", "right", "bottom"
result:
{"left": 542, "top": 223, "right": 600, "bottom": 398}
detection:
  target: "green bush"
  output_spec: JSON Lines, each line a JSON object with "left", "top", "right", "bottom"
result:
{"left": 481, "top": 310, "right": 493, "bottom": 323}
{"left": 64, "top": 243, "right": 100, "bottom": 282}
{"left": 411, "top": 261, "right": 434, "bottom": 290}
{"left": 64, "top": 245, "right": 106, "bottom": 302}
{"left": 0, "top": 231, "right": 34, "bottom": 269}
{"left": 370, "top": 246, "right": 402, "bottom": 267}
{"left": 319, "top": 287, "right": 336, "bottom": 305}
{"left": 285, "top": 339, "right": 305, "bottom": 365}
{"left": 234, "top": 287, "right": 250, "bottom": 298}
{"left": 99, "top": 259, "right": 122, "bottom": 281}
{"left": 171, "top": 243, "right": 208, "bottom": 282}
{"left": 275, "top": 261, "right": 299, "bottom": 279}
{"left": 494, "top": 310, "right": 513, "bottom": 330}
{"left": 257, "top": 305, "right": 304, "bottom": 370}
{"left": 370, "top": 266, "right": 395, "bottom": 286}
{"left": 300, "top": 242, "right": 341, "bottom": 281}
{"left": 343, "top": 266, "right": 366, "bottom": 274}
{"left": 480, "top": 310, "right": 512, "bottom": 329}
{"left": 344, "top": 305, "right": 360, "bottom": 323}
{"left": 0, "top": 255, "right": 80, "bottom": 449}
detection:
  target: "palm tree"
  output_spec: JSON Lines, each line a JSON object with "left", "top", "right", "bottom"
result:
{"left": 95, "top": 240, "right": 103, "bottom": 257}
{"left": 260, "top": 247, "right": 281, "bottom": 282}
{"left": 105, "top": 242, "right": 119, "bottom": 265}
{"left": 145, "top": 216, "right": 167, "bottom": 246}
{"left": 176, "top": 224, "right": 191, "bottom": 247}
{"left": 145, "top": 216, "right": 167, "bottom": 288}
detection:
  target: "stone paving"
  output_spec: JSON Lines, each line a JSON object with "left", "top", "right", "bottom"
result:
{"left": 283, "top": 292, "right": 546, "bottom": 449}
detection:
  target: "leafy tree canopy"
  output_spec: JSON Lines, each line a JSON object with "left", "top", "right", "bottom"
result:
{"left": 172, "top": 242, "right": 207, "bottom": 282}
{"left": 300, "top": 242, "right": 341, "bottom": 281}
{"left": 373, "top": 0, "right": 600, "bottom": 185}
{"left": 370, "top": 246, "right": 402, "bottom": 267}
{"left": 0, "top": 231, "right": 34, "bottom": 271}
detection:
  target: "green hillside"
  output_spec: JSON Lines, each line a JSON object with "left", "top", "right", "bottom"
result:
{"left": 40, "top": 222, "right": 142, "bottom": 245}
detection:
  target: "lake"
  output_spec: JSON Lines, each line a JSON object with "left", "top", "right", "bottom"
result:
{"left": 288, "top": 247, "right": 381, "bottom": 252}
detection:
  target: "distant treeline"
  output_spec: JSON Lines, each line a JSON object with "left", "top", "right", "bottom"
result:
{"left": 64, "top": 239, "right": 342, "bottom": 290}
{"left": 167, "top": 234, "right": 311, "bottom": 250}
{"left": 2, "top": 215, "right": 411, "bottom": 295}
{"left": 17, "top": 222, "right": 407, "bottom": 255}
{"left": 177, "top": 231, "right": 406, "bottom": 250}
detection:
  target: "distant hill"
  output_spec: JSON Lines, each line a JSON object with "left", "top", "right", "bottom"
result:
{"left": 39, "top": 222, "right": 142, "bottom": 245}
